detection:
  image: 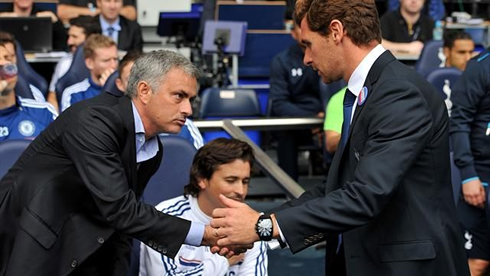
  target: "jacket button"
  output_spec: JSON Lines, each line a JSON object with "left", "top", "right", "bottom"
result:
{"left": 162, "top": 248, "right": 167, "bottom": 254}
{"left": 97, "top": 237, "right": 105, "bottom": 244}
{"left": 71, "top": 260, "right": 78, "bottom": 268}
{"left": 148, "top": 240, "right": 154, "bottom": 247}
{"left": 157, "top": 245, "right": 163, "bottom": 252}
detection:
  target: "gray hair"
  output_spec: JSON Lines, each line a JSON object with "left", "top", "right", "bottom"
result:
{"left": 126, "top": 50, "right": 200, "bottom": 98}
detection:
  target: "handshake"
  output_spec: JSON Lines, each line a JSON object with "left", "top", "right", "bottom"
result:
{"left": 201, "top": 194, "right": 279, "bottom": 258}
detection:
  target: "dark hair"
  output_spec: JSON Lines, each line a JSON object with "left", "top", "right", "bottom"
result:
{"left": 118, "top": 50, "right": 143, "bottom": 75}
{"left": 69, "top": 15, "right": 102, "bottom": 37}
{"left": 0, "top": 31, "right": 16, "bottom": 51}
{"left": 294, "top": 0, "right": 382, "bottom": 46}
{"left": 184, "top": 138, "right": 255, "bottom": 197}
{"left": 443, "top": 30, "right": 473, "bottom": 49}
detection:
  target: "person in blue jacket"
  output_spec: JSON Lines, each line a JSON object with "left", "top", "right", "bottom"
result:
{"left": 450, "top": 49, "right": 490, "bottom": 276}
{"left": 0, "top": 41, "right": 57, "bottom": 141}
{"left": 269, "top": 20, "right": 324, "bottom": 181}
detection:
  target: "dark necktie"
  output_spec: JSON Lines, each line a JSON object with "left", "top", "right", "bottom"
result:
{"left": 341, "top": 89, "right": 356, "bottom": 148}
{"left": 107, "top": 26, "right": 115, "bottom": 37}
{"left": 336, "top": 89, "right": 356, "bottom": 254}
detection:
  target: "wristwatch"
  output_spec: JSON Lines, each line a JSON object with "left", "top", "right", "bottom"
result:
{"left": 255, "top": 214, "right": 273, "bottom": 241}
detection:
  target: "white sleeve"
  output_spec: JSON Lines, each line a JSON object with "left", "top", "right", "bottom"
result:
{"left": 185, "top": 119, "right": 204, "bottom": 149}
{"left": 140, "top": 243, "right": 230, "bottom": 276}
{"left": 237, "top": 241, "right": 269, "bottom": 275}
{"left": 29, "top": 85, "right": 46, "bottom": 102}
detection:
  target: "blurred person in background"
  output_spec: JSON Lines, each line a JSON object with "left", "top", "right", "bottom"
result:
{"left": 60, "top": 34, "right": 118, "bottom": 111}
{"left": 57, "top": 0, "right": 135, "bottom": 25}
{"left": 0, "top": 0, "right": 67, "bottom": 51}
{"left": 47, "top": 15, "right": 101, "bottom": 110}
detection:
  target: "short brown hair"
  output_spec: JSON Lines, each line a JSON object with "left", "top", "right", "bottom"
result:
{"left": 184, "top": 138, "right": 255, "bottom": 197}
{"left": 83, "top": 34, "right": 117, "bottom": 59}
{"left": 0, "top": 31, "right": 16, "bottom": 51}
{"left": 294, "top": 0, "right": 382, "bottom": 46}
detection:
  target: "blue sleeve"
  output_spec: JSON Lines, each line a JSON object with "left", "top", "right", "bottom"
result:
{"left": 269, "top": 55, "right": 316, "bottom": 117}
{"left": 449, "top": 57, "right": 489, "bottom": 181}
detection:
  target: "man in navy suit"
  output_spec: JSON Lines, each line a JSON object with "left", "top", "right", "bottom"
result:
{"left": 96, "top": 0, "right": 142, "bottom": 51}
{"left": 210, "top": 0, "right": 469, "bottom": 275}
{"left": 0, "top": 50, "right": 225, "bottom": 276}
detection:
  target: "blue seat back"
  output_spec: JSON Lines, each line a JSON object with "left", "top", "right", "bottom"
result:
{"left": 415, "top": 40, "right": 444, "bottom": 77}
{"left": 199, "top": 88, "right": 262, "bottom": 144}
{"left": 128, "top": 136, "right": 197, "bottom": 276}
{"left": 143, "top": 136, "right": 197, "bottom": 205}
{"left": 14, "top": 75, "right": 35, "bottom": 99}
{"left": 102, "top": 71, "right": 123, "bottom": 96}
{"left": 199, "top": 88, "right": 262, "bottom": 118}
{"left": 15, "top": 41, "right": 48, "bottom": 97}
{"left": 0, "top": 139, "right": 31, "bottom": 179}
{"left": 55, "top": 44, "right": 90, "bottom": 105}
{"left": 425, "top": 67, "right": 462, "bottom": 100}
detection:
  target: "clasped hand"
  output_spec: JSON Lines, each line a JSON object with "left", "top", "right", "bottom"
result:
{"left": 203, "top": 194, "right": 262, "bottom": 258}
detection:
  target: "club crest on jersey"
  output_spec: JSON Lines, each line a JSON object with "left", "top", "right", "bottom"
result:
{"left": 18, "top": 120, "right": 35, "bottom": 137}
{"left": 358, "top": 86, "right": 368, "bottom": 106}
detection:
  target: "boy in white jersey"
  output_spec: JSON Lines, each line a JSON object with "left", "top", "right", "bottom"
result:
{"left": 139, "top": 138, "right": 268, "bottom": 275}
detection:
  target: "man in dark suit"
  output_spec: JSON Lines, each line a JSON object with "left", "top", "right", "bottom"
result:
{"left": 210, "top": 0, "right": 470, "bottom": 275}
{"left": 0, "top": 50, "right": 222, "bottom": 275}
{"left": 96, "top": 0, "right": 142, "bottom": 51}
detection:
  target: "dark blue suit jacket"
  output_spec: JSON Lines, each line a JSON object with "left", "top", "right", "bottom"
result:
{"left": 274, "top": 51, "right": 469, "bottom": 275}
{"left": 0, "top": 93, "right": 190, "bottom": 275}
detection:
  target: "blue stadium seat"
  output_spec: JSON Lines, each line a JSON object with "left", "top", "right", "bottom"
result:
{"left": 199, "top": 87, "right": 262, "bottom": 144}
{"left": 102, "top": 71, "right": 123, "bottom": 96}
{"left": 55, "top": 44, "right": 90, "bottom": 106}
{"left": 14, "top": 75, "right": 36, "bottom": 100}
{"left": 15, "top": 41, "right": 48, "bottom": 98}
{"left": 415, "top": 40, "right": 444, "bottom": 77}
{"left": 425, "top": 67, "right": 462, "bottom": 100}
{"left": 128, "top": 135, "right": 197, "bottom": 276}
{"left": 0, "top": 139, "right": 31, "bottom": 179}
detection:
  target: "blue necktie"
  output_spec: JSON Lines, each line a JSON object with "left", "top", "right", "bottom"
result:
{"left": 336, "top": 89, "right": 356, "bottom": 254}
{"left": 341, "top": 89, "right": 356, "bottom": 148}
{"left": 107, "top": 26, "right": 115, "bottom": 38}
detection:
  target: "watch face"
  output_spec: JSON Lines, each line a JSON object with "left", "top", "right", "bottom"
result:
{"left": 258, "top": 219, "right": 272, "bottom": 237}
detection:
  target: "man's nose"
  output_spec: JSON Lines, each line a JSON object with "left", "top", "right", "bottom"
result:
{"left": 303, "top": 49, "right": 313, "bottom": 66}
{"left": 182, "top": 99, "right": 193, "bottom": 116}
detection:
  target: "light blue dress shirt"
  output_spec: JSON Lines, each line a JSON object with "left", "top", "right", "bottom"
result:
{"left": 99, "top": 16, "right": 121, "bottom": 44}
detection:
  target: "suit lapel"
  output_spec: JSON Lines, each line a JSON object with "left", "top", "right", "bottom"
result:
{"left": 117, "top": 17, "right": 127, "bottom": 49}
{"left": 325, "top": 51, "right": 396, "bottom": 192}
{"left": 118, "top": 96, "right": 138, "bottom": 191}
{"left": 347, "top": 51, "right": 396, "bottom": 143}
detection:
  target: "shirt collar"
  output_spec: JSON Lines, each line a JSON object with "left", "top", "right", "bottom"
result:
{"left": 131, "top": 101, "right": 145, "bottom": 135}
{"left": 131, "top": 101, "right": 159, "bottom": 163}
{"left": 99, "top": 16, "right": 121, "bottom": 32}
{"left": 348, "top": 44, "right": 386, "bottom": 97}
{"left": 88, "top": 77, "right": 103, "bottom": 90}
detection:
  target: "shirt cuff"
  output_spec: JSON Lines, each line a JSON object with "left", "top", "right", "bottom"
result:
{"left": 184, "top": 222, "right": 205, "bottom": 246}
{"left": 275, "top": 221, "right": 288, "bottom": 248}
{"left": 462, "top": 177, "right": 489, "bottom": 187}
{"left": 459, "top": 164, "right": 479, "bottom": 182}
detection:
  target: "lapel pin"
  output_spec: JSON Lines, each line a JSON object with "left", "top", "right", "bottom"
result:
{"left": 358, "top": 86, "right": 368, "bottom": 106}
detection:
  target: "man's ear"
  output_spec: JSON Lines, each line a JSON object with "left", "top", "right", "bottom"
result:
{"left": 443, "top": 47, "right": 450, "bottom": 58}
{"left": 136, "top": 81, "right": 152, "bottom": 105}
{"left": 329, "top": 19, "right": 344, "bottom": 43}
{"left": 85, "top": 57, "right": 94, "bottom": 70}
{"left": 198, "top": 178, "right": 208, "bottom": 190}
{"left": 115, "top": 78, "right": 124, "bottom": 92}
